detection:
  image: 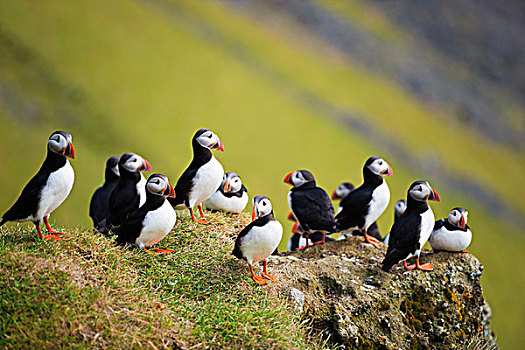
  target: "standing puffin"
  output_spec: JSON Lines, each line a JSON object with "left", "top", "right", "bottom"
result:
{"left": 115, "top": 174, "right": 177, "bottom": 253}
{"left": 287, "top": 212, "right": 334, "bottom": 251}
{"left": 381, "top": 181, "right": 440, "bottom": 272}
{"left": 168, "top": 129, "right": 224, "bottom": 224}
{"left": 284, "top": 170, "right": 337, "bottom": 249}
{"left": 108, "top": 153, "right": 151, "bottom": 228}
{"left": 383, "top": 199, "right": 407, "bottom": 245}
{"left": 232, "top": 195, "right": 283, "bottom": 285}
{"left": 89, "top": 156, "right": 120, "bottom": 234}
{"left": 203, "top": 172, "right": 248, "bottom": 213}
{"left": 0, "top": 131, "right": 75, "bottom": 240}
{"left": 335, "top": 157, "right": 393, "bottom": 249}
{"left": 429, "top": 207, "right": 472, "bottom": 253}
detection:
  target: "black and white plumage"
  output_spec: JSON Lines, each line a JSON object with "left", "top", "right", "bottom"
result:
{"left": 382, "top": 181, "right": 440, "bottom": 272}
{"left": 108, "top": 153, "right": 151, "bottom": 229}
{"left": 203, "top": 172, "right": 248, "bottom": 213}
{"left": 168, "top": 129, "right": 224, "bottom": 224}
{"left": 284, "top": 170, "right": 337, "bottom": 249}
{"left": 0, "top": 131, "right": 75, "bottom": 240}
{"left": 335, "top": 157, "right": 393, "bottom": 248}
{"left": 286, "top": 211, "right": 334, "bottom": 251}
{"left": 233, "top": 195, "right": 283, "bottom": 285}
{"left": 89, "top": 156, "right": 120, "bottom": 234}
{"left": 429, "top": 207, "right": 472, "bottom": 252}
{"left": 115, "top": 174, "right": 176, "bottom": 252}
{"left": 383, "top": 199, "right": 407, "bottom": 245}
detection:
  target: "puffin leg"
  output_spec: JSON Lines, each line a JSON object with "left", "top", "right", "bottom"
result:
{"left": 198, "top": 204, "right": 211, "bottom": 218}
{"left": 416, "top": 258, "right": 433, "bottom": 271}
{"left": 35, "top": 222, "right": 61, "bottom": 241}
{"left": 296, "top": 233, "right": 310, "bottom": 250}
{"left": 44, "top": 217, "right": 68, "bottom": 235}
{"left": 262, "top": 261, "right": 280, "bottom": 282}
{"left": 150, "top": 248, "right": 175, "bottom": 254}
{"left": 363, "top": 232, "right": 380, "bottom": 249}
{"left": 404, "top": 260, "right": 416, "bottom": 270}
{"left": 311, "top": 233, "right": 326, "bottom": 246}
{"left": 250, "top": 265, "right": 267, "bottom": 285}
{"left": 190, "top": 208, "right": 209, "bottom": 225}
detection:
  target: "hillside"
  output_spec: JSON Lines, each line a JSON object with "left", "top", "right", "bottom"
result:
{"left": 0, "top": 0, "right": 523, "bottom": 347}
{"left": 0, "top": 212, "right": 497, "bottom": 349}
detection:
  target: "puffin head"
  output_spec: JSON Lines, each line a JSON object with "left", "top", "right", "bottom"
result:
{"left": 222, "top": 172, "right": 243, "bottom": 193}
{"left": 283, "top": 170, "right": 316, "bottom": 188}
{"left": 448, "top": 207, "right": 468, "bottom": 230}
{"left": 394, "top": 199, "right": 407, "bottom": 218}
{"left": 48, "top": 131, "right": 75, "bottom": 159}
{"left": 119, "top": 153, "right": 151, "bottom": 173}
{"left": 106, "top": 156, "right": 120, "bottom": 178}
{"left": 331, "top": 182, "right": 355, "bottom": 200}
{"left": 408, "top": 181, "right": 440, "bottom": 202}
{"left": 194, "top": 128, "right": 224, "bottom": 152}
{"left": 146, "top": 173, "right": 175, "bottom": 198}
{"left": 365, "top": 156, "right": 393, "bottom": 177}
{"left": 251, "top": 195, "right": 273, "bottom": 221}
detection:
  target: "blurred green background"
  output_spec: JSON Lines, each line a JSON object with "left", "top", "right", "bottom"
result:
{"left": 0, "top": 0, "right": 523, "bottom": 348}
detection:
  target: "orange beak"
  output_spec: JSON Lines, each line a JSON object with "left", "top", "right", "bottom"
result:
{"left": 382, "top": 163, "right": 393, "bottom": 176}
{"left": 251, "top": 204, "right": 260, "bottom": 221}
{"left": 331, "top": 190, "right": 340, "bottom": 200}
{"left": 139, "top": 159, "right": 152, "bottom": 172}
{"left": 164, "top": 183, "right": 176, "bottom": 198}
{"left": 459, "top": 214, "right": 466, "bottom": 229}
{"left": 283, "top": 172, "right": 294, "bottom": 186}
{"left": 427, "top": 187, "right": 440, "bottom": 201}
{"left": 212, "top": 139, "right": 224, "bottom": 152}
{"left": 292, "top": 222, "right": 301, "bottom": 234}
{"left": 223, "top": 178, "right": 230, "bottom": 193}
{"left": 287, "top": 212, "right": 295, "bottom": 222}
{"left": 63, "top": 142, "right": 75, "bottom": 159}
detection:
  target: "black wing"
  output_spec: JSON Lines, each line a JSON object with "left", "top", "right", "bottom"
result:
{"left": 115, "top": 208, "right": 148, "bottom": 246}
{"left": 169, "top": 166, "right": 198, "bottom": 207}
{"left": 335, "top": 188, "right": 372, "bottom": 231}
{"left": 291, "top": 188, "right": 336, "bottom": 232}
{"left": 381, "top": 213, "right": 421, "bottom": 271}
{"left": 1, "top": 170, "right": 47, "bottom": 223}
{"left": 433, "top": 219, "right": 445, "bottom": 231}
{"left": 109, "top": 186, "right": 140, "bottom": 227}
{"left": 89, "top": 186, "right": 109, "bottom": 229}
{"left": 232, "top": 220, "right": 258, "bottom": 259}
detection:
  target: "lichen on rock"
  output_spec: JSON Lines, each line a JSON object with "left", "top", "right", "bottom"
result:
{"left": 271, "top": 237, "right": 498, "bottom": 349}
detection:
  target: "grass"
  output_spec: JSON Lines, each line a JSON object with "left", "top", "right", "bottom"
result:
{"left": 0, "top": 0, "right": 522, "bottom": 347}
{"left": 0, "top": 212, "right": 322, "bottom": 349}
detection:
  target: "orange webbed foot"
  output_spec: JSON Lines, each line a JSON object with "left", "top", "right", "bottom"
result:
{"left": 295, "top": 245, "right": 309, "bottom": 251}
{"left": 462, "top": 249, "right": 468, "bottom": 254}
{"left": 262, "top": 273, "right": 280, "bottom": 282}
{"left": 364, "top": 234, "right": 380, "bottom": 249}
{"left": 404, "top": 260, "right": 416, "bottom": 270}
{"left": 252, "top": 275, "right": 267, "bottom": 285}
{"left": 42, "top": 234, "right": 62, "bottom": 241}
{"left": 417, "top": 262, "right": 434, "bottom": 271}
{"left": 151, "top": 248, "right": 175, "bottom": 254}
{"left": 193, "top": 218, "right": 210, "bottom": 225}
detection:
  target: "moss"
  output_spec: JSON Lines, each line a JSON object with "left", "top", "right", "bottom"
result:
{"left": 378, "top": 299, "right": 391, "bottom": 311}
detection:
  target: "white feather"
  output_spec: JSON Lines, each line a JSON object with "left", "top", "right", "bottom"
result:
{"left": 188, "top": 156, "right": 224, "bottom": 208}
{"left": 203, "top": 190, "right": 248, "bottom": 213}
{"left": 240, "top": 220, "right": 283, "bottom": 265}
{"left": 429, "top": 226, "right": 472, "bottom": 252}
{"left": 365, "top": 179, "right": 390, "bottom": 230}
{"left": 135, "top": 200, "right": 177, "bottom": 248}
{"left": 137, "top": 173, "right": 147, "bottom": 207}
{"left": 406, "top": 207, "right": 435, "bottom": 259}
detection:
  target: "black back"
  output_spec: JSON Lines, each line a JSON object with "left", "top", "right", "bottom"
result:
{"left": 290, "top": 184, "right": 337, "bottom": 233}
{"left": 108, "top": 154, "right": 143, "bottom": 228}
{"left": 232, "top": 212, "right": 276, "bottom": 260}
{"left": 89, "top": 156, "right": 120, "bottom": 233}
{"left": 115, "top": 190, "right": 166, "bottom": 246}
{"left": 169, "top": 129, "right": 212, "bottom": 207}
{"left": 381, "top": 186, "right": 430, "bottom": 271}
{"left": 1, "top": 146, "right": 67, "bottom": 225}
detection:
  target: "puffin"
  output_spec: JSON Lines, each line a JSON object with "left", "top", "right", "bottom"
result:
{"left": 286, "top": 212, "right": 334, "bottom": 251}
{"left": 115, "top": 174, "right": 177, "bottom": 253}
{"left": 429, "top": 207, "right": 472, "bottom": 253}
{"left": 168, "top": 129, "right": 224, "bottom": 224}
{"left": 232, "top": 195, "right": 283, "bottom": 285}
{"left": 89, "top": 156, "right": 120, "bottom": 234}
{"left": 108, "top": 153, "right": 151, "bottom": 229}
{"left": 381, "top": 181, "right": 440, "bottom": 272}
{"left": 0, "top": 131, "right": 75, "bottom": 240}
{"left": 335, "top": 157, "right": 393, "bottom": 249}
{"left": 203, "top": 172, "right": 248, "bottom": 213}
{"left": 332, "top": 181, "right": 382, "bottom": 242}
{"left": 284, "top": 170, "right": 337, "bottom": 249}
{"left": 383, "top": 199, "right": 407, "bottom": 245}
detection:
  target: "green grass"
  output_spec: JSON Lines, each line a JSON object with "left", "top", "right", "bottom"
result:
{"left": 0, "top": 212, "right": 322, "bottom": 349}
{"left": 0, "top": 0, "right": 522, "bottom": 347}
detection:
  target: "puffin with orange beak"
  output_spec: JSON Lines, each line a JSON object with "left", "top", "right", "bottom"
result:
{"left": 429, "top": 207, "right": 472, "bottom": 253}
{"left": 203, "top": 172, "right": 248, "bottom": 213}
{"left": 233, "top": 195, "right": 283, "bottom": 285}
{"left": 0, "top": 131, "right": 75, "bottom": 240}
{"left": 115, "top": 174, "right": 177, "bottom": 253}
{"left": 284, "top": 170, "right": 337, "bottom": 250}
{"left": 382, "top": 181, "right": 440, "bottom": 272}
{"left": 108, "top": 152, "right": 152, "bottom": 229}
{"left": 168, "top": 129, "right": 224, "bottom": 224}
{"left": 336, "top": 157, "right": 393, "bottom": 248}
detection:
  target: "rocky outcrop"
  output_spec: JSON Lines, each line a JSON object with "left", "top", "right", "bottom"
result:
{"left": 272, "top": 237, "right": 497, "bottom": 349}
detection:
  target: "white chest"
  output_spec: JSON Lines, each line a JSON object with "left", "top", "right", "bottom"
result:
{"left": 366, "top": 180, "right": 390, "bottom": 228}
{"left": 37, "top": 161, "right": 75, "bottom": 219}
{"left": 190, "top": 156, "right": 224, "bottom": 207}
{"left": 418, "top": 208, "right": 435, "bottom": 249}
{"left": 203, "top": 191, "right": 248, "bottom": 213}
{"left": 136, "top": 200, "right": 177, "bottom": 248}
{"left": 137, "top": 173, "right": 147, "bottom": 207}
{"left": 429, "top": 227, "right": 472, "bottom": 252}
{"left": 241, "top": 220, "right": 283, "bottom": 264}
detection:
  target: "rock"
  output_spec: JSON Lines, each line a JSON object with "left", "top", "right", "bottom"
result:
{"left": 274, "top": 236, "right": 498, "bottom": 349}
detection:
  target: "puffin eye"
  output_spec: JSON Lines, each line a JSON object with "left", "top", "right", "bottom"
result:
{"left": 208, "top": 134, "right": 212, "bottom": 138}
{"left": 378, "top": 161, "right": 383, "bottom": 165}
